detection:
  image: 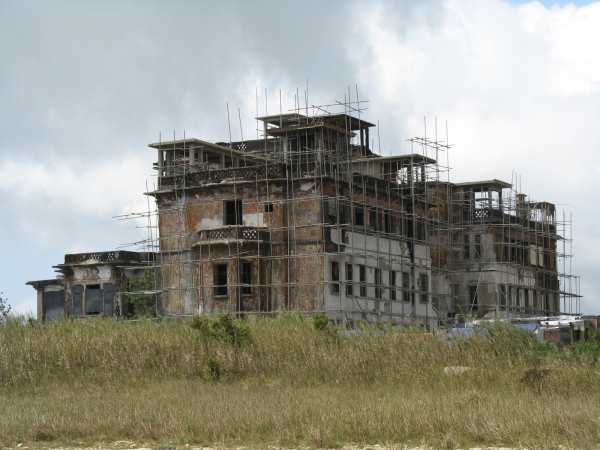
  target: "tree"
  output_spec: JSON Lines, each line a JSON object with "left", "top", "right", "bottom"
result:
{"left": 0, "top": 292, "right": 11, "bottom": 324}
{"left": 122, "top": 268, "right": 157, "bottom": 318}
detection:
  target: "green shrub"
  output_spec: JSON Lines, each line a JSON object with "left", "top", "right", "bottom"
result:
{"left": 313, "top": 314, "right": 329, "bottom": 331}
{"left": 122, "top": 268, "right": 157, "bottom": 318}
{"left": 191, "top": 314, "right": 251, "bottom": 348}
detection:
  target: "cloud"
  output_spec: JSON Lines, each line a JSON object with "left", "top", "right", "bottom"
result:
{"left": 355, "top": 0, "right": 600, "bottom": 311}
{"left": 1, "top": 0, "right": 598, "bottom": 313}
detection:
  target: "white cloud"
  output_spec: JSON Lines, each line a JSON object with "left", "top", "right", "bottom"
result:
{"left": 0, "top": 153, "right": 150, "bottom": 219}
{"left": 351, "top": 0, "right": 600, "bottom": 311}
{"left": 2, "top": 0, "right": 599, "bottom": 314}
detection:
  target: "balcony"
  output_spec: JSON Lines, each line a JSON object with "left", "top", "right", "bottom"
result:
{"left": 193, "top": 226, "right": 269, "bottom": 247}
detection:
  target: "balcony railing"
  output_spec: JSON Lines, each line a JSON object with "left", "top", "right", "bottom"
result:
{"left": 159, "top": 163, "right": 285, "bottom": 189}
{"left": 196, "top": 226, "right": 269, "bottom": 245}
{"left": 64, "top": 251, "right": 154, "bottom": 265}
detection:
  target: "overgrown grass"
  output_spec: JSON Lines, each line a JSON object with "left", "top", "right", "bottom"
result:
{"left": 1, "top": 315, "right": 599, "bottom": 448}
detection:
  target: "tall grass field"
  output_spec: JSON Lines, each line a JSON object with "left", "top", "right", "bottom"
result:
{"left": 1, "top": 314, "right": 600, "bottom": 448}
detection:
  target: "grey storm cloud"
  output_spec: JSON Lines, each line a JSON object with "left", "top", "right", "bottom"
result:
{"left": 1, "top": 0, "right": 598, "bottom": 314}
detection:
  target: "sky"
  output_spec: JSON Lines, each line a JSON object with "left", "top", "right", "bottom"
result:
{"left": 1, "top": 0, "right": 599, "bottom": 315}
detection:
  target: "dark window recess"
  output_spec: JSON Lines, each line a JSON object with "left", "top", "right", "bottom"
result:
{"left": 389, "top": 271, "right": 397, "bottom": 301}
{"left": 240, "top": 262, "right": 252, "bottom": 295}
{"left": 359, "top": 265, "right": 367, "bottom": 297}
{"left": 384, "top": 212, "right": 394, "bottom": 234}
{"left": 264, "top": 202, "right": 274, "bottom": 213}
{"left": 402, "top": 272, "right": 410, "bottom": 303}
{"left": 374, "top": 268, "right": 382, "bottom": 299}
{"left": 103, "top": 283, "right": 115, "bottom": 316}
{"left": 369, "top": 209, "right": 378, "bottom": 231}
{"left": 419, "top": 274, "right": 429, "bottom": 304}
{"left": 72, "top": 285, "right": 83, "bottom": 316}
{"left": 354, "top": 205, "right": 364, "bottom": 227}
{"left": 417, "top": 221, "right": 426, "bottom": 240}
{"left": 469, "top": 285, "right": 479, "bottom": 312}
{"left": 340, "top": 203, "right": 351, "bottom": 224}
{"left": 464, "top": 234, "right": 470, "bottom": 259}
{"left": 43, "top": 290, "right": 65, "bottom": 321}
{"left": 85, "top": 284, "right": 102, "bottom": 315}
{"left": 330, "top": 261, "right": 340, "bottom": 295}
{"left": 204, "top": 151, "right": 221, "bottom": 165}
{"left": 345, "top": 263, "right": 353, "bottom": 296}
{"left": 214, "top": 264, "right": 228, "bottom": 296}
{"left": 499, "top": 284, "right": 507, "bottom": 308}
{"left": 224, "top": 200, "right": 243, "bottom": 225}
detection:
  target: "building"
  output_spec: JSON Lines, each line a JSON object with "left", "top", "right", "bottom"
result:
{"left": 148, "top": 111, "right": 580, "bottom": 327}
{"left": 27, "top": 251, "right": 154, "bottom": 321}
{"left": 28, "top": 107, "right": 581, "bottom": 325}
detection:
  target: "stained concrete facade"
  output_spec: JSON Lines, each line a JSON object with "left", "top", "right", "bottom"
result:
{"left": 28, "top": 251, "right": 153, "bottom": 321}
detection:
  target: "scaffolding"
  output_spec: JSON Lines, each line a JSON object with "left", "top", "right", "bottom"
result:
{"left": 116, "top": 91, "right": 581, "bottom": 327}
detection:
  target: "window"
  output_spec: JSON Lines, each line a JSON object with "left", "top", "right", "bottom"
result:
{"left": 389, "top": 270, "right": 397, "bottom": 301}
{"left": 359, "top": 265, "right": 367, "bottom": 297}
{"left": 464, "top": 234, "right": 470, "bottom": 259}
{"left": 374, "top": 268, "right": 382, "bottom": 299}
{"left": 264, "top": 202, "right": 274, "bottom": 213}
{"left": 419, "top": 274, "right": 429, "bottom": 304}
{"left": 214, "top": 264, "right": 228, "bottom": 296}
{"left": 354, "top": 205, "right": 364, "bottom": 227}
{"left": 402, "top": 272, "right": 410, "bottom": 303}
{"left": 384, "top": 212, "right": 395, "bottom": 234}
{"left": 43, "top": 290, "right": 65, "bottom": 321}
{"left": 72, "top": 284, "right": 83, "bottom": 316}
{"left": 345, "top": 263, "right": 353, "bottom": 296}
{"left": 103, "top": 283, "right": 115, "bottom": 316}
{"left": 369, "top": 208, "right": 378, "bottom": 231}
{"left": 203, "top": 151, "right": 221, "bottom": 166}
{"left": 330, "top": 261, "right": 340, "bottom": 295}
{"left": 499, "top": 284, "right": 507, "bottom": 308}
{"left": 85, "top": 284, "right": 102, "bottom": 315}
{"left": 469, "top": 285, "right": 479, "bottom": 312}
{"left": 474, "top": 234, "right": 481, "bottom": 259}
{"left": 240, "top": 262, "right": 252, "bottom": 295}
{"left": 224, "top": 200, "right": 242, "bottom": 225}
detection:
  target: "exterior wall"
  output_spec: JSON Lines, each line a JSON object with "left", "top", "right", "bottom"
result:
{"left": 448, "top": 223, "right": 561, "bottom": 318}
{"left": 326, "top": 228, "right": 436, "bottom": 327}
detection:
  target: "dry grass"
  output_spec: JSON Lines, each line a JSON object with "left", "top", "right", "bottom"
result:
{"left": 1, "top": 315, "right": 599, "bottom": 448}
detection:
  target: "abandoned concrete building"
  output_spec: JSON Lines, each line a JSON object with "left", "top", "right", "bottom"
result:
{"left": 28, "top": 251, "right": 154, "bottom": 321}
{"left": 28, "top": 106, "right": 581, "bottom": 326}
{"left": 147, "top": 110, "right": 580, "bottom": 327}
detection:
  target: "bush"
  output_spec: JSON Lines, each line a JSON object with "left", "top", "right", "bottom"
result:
{"left": 122, "top": 269, "right": 157, "bottom": 318}
{"left": 313, "top": 314, "right": 329, "bottom": 331}
{"left": 191, "top": 314, "right": 251, "bottom": 348}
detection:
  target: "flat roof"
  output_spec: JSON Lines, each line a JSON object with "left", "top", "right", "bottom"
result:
{"left": 352, "top": 154, "right": 437, "bottom": 165}
{"left": 26, "top": 278, "right": 64, "bottom": 287}
{"left": 454, "top": 179, "right": 512, "bottom": 189}
{"left": 256, "top": 112, "right": 306, "bottom": 126}
{"left": 148, "top": 138, "right": 271, "bottom": 162}
{"left": 257, "top": 112, "right": 375, "bottom": 130}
